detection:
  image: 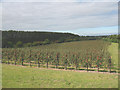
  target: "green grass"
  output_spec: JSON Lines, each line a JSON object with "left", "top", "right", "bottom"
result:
{"left": 2, "top": 41, "right": 119, "bottom": 88}
{"left": 108, "top": 43, "right": 118, "bottom": 67}
{"left": 2, "top": 64, "right": 118, "bottom": 88}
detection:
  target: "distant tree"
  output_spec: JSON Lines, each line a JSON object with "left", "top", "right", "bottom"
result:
{"left": 73, "top": 37, "right": 80, "bottom": 41}
{"left": 103, "top": 35, "right": 119, "bottom": 43}
{"left": 43, "top": 39, "right": 50, "bottom": 45}
{"left": 2, "top": 30, "right": 105, "bottom": 48}
{"left": 7, "top": 41, "right": 13, "bottom": 48}
{"left": 32, "top": 41, "right": 42, "bottom": 46}
{"left": 65, "top": 37, "right": 73, "bottom": 42}
{"left": 16, "top": 41, "right": 23, "bottom": 47}
{"left": 23, "top": 43, "right": 32, "bottom": 47}
{"left": 57, "top": 37, "right": 65, "bottom": 43}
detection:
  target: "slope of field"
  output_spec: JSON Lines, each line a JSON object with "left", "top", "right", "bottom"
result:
{"left": 2, "top": 30, "right": 103, "bottom": 48}
{"left": 2, "top": 64, "right": 118, "bottom": 88}
{"left": 108, "top": 43, "right": 118, "bottom": 67}
{"left": 3, "top": 40, "right": 118, "bottom": 72}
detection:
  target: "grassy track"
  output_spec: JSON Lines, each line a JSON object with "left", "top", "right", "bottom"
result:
{"left": 108, "top": 43, "right": 118, "bottom": 67}
{"left": 2, "top": 64, "right": 118, "bottom": 88}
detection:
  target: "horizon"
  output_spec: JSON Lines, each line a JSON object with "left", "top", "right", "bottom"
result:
{"left": 2, "top": 29, "right": 118, "bottom": 36}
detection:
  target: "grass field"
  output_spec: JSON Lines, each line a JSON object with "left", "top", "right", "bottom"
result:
{"left": 2, "top": 64, "right": 118, "bottom": 88}
{"left": 2, "top": 40, "right": 119, "bottom": 88}
{"left": 108, "top": 43, "right": 118, "bottom": 67}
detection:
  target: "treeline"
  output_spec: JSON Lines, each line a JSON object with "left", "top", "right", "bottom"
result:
{"left": 103, "top": 35, "right": 119, "bottom": 43}
{"left": 2, "top": 30, "right": 104, "bottom": 48}
{"left": 102, "top": 34, "right": 120, "bottom": 49}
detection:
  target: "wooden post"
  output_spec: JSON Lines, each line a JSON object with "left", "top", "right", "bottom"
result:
{"left": 109, "top": 57, "right": 111, "bottom": 73}
{"left": 98, "top": 67, "right": 99, "bottom": 72}
{"left": 47, "top": 61, "right": 48, "bottom": 68}
{"left": 56, "top": 53, "right": 60, "bottom": 69}
{"left": 14, "top": 49, "right": 17, "bottom": 65}
{"left": 15, "top": 57, "right": 17, "bottom": 65}
{"left": 64, "top": 54, "right": 67, "bottom": 70}
{"left": 87, "top": 63, "right": 88, "bottom": 72}
{"left": 65, "top": 65, "right": 67, "bottom": 70}
{"left": 8, "top": 56, "right": 10, "bottom": 64}
{"left": 29, "top": 50, "right": 32, "bottom": 67}
{"left": 38, "top": 58, "right": 40, "bottom": 67}
{"left": 29, "top": 60, "right": 31, "bottom": 67}
{"left": 21, "top": 56, "right": 24, "bottom": 66}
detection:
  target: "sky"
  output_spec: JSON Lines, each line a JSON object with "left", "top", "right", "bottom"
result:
{"left": 0, "top": 0, "right": 119, "bottom": 36}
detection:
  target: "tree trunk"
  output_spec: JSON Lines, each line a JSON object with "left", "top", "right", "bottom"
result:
{"left": 29, "top": 50, "right": 31, "bottom": 67}
{"left": 14, "top": 56, "right": 17, "bottom": 65}
{"left": 22, "top": 61, "right": 23, "bottom": 66}
{"left": 30, "top": 62, "right": 32, "bottom": 67}
{"left": 87, "top": 64, "right": 88, "bottom": 72}
{"left": 109, "top": 65, "right": 111, "bottom": 73}
{"left": 89, "top": 63, "right": 92, "bottom": 68}
{"left": 15, "top": 59, "right": 17, "bottom": 65}
{"left": 38, "top": 61, "right": 40, "bottom": 67}
{"left": 15, "top": 61, "right": 16, "bottom": 65}
{"left": 22, "top": 58, "right": 24, "bottom": 66}
{"left": 47, "top": 61, "right": 48, "bottom": 68}
{"left": 8, "top": 60, "right": 9, "bottom": 64}
{"left": 109, "top": 58, "right": 111, "bottom": 73}
{"left": 56, "top": 64, "right": 58, "bottom": 68}
{"left": 65, "top": 65, "right": 67, "bottom": 70}
{"left": 76, "top": 65, "right": 78, "bottom": 70}
{"left": 98, "top": 67, "right": 99, "bottom": 72}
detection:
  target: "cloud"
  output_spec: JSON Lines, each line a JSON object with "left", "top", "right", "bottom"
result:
{"left": 1, "top": 0, "right": 119, "bottom": 2}
{"left": 0, "top": 2, "right": 2, "bottom": 30}
{"left": 1, "top": 1, "right": 118, "bottom": 33}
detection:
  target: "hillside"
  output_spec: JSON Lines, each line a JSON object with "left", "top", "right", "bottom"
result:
{"left": 2, "top": 30, "right": 78, "bottom": 48}
{"left": 2, "top": 30, "right": 103, "bottom": 48}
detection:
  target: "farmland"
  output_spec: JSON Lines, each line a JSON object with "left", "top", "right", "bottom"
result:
{"left": 2, "top": 40, "right": 118, "bottom": 72}
{"left": 2, "top": 40, "right": 119, "bottom": 88}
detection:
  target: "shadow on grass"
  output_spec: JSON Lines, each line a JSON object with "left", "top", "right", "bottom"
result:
{"left": 99, "top": 70, "right": 108, "bottom": 72}
{"left": 58, "top": 67, "right": 64, "bottom": 69}
{"left": 87, "top": 69, "right": 95, "bottom": 71}
{"left": 78, "top": 68, "right": 86, "bottom": 70}
{"left": 110, "top": 71, "right": 116, "bottom": 73}
{"left": 50, "top": 66, "right": 76, "bottom": 70}
{"left": 23, "top": 64, "right": 29, "bottom": 66}
{"left": 4, "top": 63, "right": 118, "bottom": 73}
{"left": 50, "top": 66, "right": 65, "bottom": 69}
{"left": 67, "top": 67, "right": 75, "bottom": 70}
{"left": 78, "top": 68, "right": 110, "bottom": 72}
{"left": 78, "top": 69, "right": 96, "bottom": 71}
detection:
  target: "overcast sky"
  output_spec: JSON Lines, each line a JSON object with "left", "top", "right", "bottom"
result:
{"left": 0, "top": 0, "right": 119, "bottom": 36}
